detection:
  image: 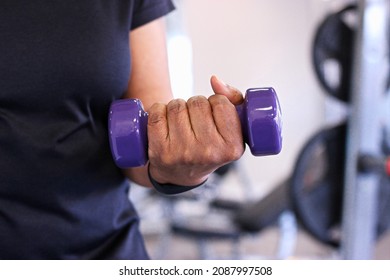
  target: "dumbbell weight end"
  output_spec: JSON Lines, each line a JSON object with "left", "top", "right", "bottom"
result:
{"left": 237, "top": 87, "right": 282, "bottom": 156}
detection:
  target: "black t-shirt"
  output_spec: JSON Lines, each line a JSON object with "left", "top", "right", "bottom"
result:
{"left": 0, "top": 0, "right": 174, "bottom": 259}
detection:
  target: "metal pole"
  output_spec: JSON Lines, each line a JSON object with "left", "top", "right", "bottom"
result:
{"left": 341, "top": 0, "right": 389, "bottom": 259}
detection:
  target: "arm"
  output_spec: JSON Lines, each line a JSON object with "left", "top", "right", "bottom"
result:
{"left": 122, "top": 18, "right": 245, "bottom": 190}
{"left": 122, "top": 18, "right": 173, "bottom": 187}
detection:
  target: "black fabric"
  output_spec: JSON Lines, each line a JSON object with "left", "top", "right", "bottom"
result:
{"left": 0, "top": 0, "right": 174, "bottom": 259}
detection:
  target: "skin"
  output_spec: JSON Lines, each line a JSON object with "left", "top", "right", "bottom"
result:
{"left": 122, "top": 18, "right": 245, "bottom": 188}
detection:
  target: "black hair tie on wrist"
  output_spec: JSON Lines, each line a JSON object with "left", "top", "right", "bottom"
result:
{"left": 147, "top": 163, "right": 207, "bottom": 195}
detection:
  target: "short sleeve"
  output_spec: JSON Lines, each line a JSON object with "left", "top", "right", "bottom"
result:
{"left": 131, "top": 0, "right": 175, "bottom": 30}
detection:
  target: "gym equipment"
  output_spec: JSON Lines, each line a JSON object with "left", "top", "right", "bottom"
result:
{"left": 290, "top": 124, "right": 347, "bottom": 247}
{"left": 168, "top": 176, "right": 295, "bottom": 259}
{"left": 108, "top": 87, "right": 282, "bottom": 168}
{"left": 305, "top": 1, "right": 390, "bottom": 258}
{"left": 341, "top": 0, "right": 389, "bottom": 259}
{"left": 290, "top": 123, "right": 390, "bottom": 247}
{"left": 358, "top": 154, "right": 390, "bottom": 177}
{"left": 313, "top": 3, "right": 389, "bottom": 101}
{"left": 312, "top": 5, "right": 356, "bottom": 102}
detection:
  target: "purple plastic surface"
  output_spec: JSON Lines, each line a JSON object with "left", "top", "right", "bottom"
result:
{"left": 108, "top": 87, "right": 282, "bottom": 168}
{"left": 237, "top": 87, "right": 282, "bottom": 156}
{"left": 108, "top": 99, "right": 148, "bottom": 168}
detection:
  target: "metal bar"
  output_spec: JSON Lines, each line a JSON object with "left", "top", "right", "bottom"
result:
{"left": 341, "top": 0, "right": 389, "bottom": 259}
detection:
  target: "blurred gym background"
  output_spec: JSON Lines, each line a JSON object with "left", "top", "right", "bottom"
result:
{"left": 129, "top": 0, "right": 390, "bottom": 260}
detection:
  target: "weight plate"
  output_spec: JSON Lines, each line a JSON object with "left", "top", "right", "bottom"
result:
{"left": 290, "top": 123, "right": 390, "bottom": 247}
{"left": 290, "top": 124, "right": 347, "bottom": 247}
{"left": 312, "top": 5, "right": 356, "bottom": 102}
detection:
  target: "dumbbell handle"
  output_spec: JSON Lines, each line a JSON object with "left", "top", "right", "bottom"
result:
{"left": 109, "top": 87, "right": 282, "bottom": 168}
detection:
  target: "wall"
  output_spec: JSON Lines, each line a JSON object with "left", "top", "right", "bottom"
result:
{"left": 166, "top": 0, "right": 341, "bottom": 198}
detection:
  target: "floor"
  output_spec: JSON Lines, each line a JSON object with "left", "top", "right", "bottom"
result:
{"left": 143, "top": 227, "right": 390, "bottom": 260}
{"left": 130, "top": 185, "right": 390, "bottom": 260}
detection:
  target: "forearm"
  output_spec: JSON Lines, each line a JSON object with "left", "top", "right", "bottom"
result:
{"left": 122, "top": 18, "right": 174, "bottom": 187}
{"left": 124, "top": 18, "right": 173, "bottom": 105}
{"left": 119, "top": 19, "right": 245, "bottom": 190}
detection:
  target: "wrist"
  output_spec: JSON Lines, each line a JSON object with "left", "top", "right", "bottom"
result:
{"left": 147, "top": 163, "right": 208, "bottom": 195}
{"left": 148, "top": 163, "right": 208, "bottom": 186}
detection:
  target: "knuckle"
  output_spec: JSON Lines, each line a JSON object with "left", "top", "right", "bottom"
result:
{"left": 167, "top": 99, "right": 187, "bottom": 115}
{"left": 208, "top": 153, "right": 224, "bottom": 166}
{"left": 200, "top": 146, "right": 218, "bottom": 163}
{"left": 154, "top": 149, "right": 175, "bottom": 166}
{"left": 208, "top": 95, "right": 234, "bottom": 111}
{"left": 181, "top": 149, "right": 196, "bottom": 165}
{"left": 229, "top": 144, "right": 244, "bottom": 161}
{"left": 202, "top": 145, "right": 227, "bottom": 165}
{"left": 148, "top": 103, "right": 166, "bottom": 125}
{"left": 215, "top": 144, "right": 243, "bottom": 163}
{"left": 161, "top": 154, "right": 175, "bottom": 166}
{"left": 148, "top": 116, "right": 164, "bottom": 127}
{"left": 208, "top": 94, "right": 228, "bottom": 104}
{"left": 182, "top": 145, "right": 218, "bottom": 165}
{"left": 187, "top": 95, "right": 209, "bottom": 110}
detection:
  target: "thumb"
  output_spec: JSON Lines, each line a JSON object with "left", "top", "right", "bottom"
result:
{"left": 210, "top": 75, "right": 244, "bottom": 105}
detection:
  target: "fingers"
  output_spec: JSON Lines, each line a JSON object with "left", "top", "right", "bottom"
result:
{"left": 187, "top": 96, "right": 214, "bottom": 141}
{"left": 147, "top": 102, "right": 168, "bottom": 160}
{"left": 210, "top": 75, "right": 244, "bottom": 105}
{"left": 147, "top": 94, "right": 244, "bottom": 186}
{"left": 147, "top": 99, "right": 193, "bottom": 163}
{"left": 208, "top": 94, "right": 244, "bottom": 156}
{"left": 166, "top": 98, "right": 193, "bottom": 143}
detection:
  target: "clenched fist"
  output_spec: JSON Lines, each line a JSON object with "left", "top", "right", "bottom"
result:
{"left": 147, "top": 76, "right": 245, "bottom": 186}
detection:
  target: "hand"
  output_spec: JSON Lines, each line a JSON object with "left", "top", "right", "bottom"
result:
{"left": 147, "top": 76, "right": 245, "bottom": 186}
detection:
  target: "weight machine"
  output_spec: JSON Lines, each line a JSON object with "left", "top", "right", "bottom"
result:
{"left": 341, "top": 0, "right": 390, "bottom": 259}
{"left": 291, "top": 0, "right": 390, "bottom": 259}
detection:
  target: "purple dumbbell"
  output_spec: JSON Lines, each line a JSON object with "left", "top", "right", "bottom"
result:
{"left": 109, "top": 87, "right": 282, "bottom": 168}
